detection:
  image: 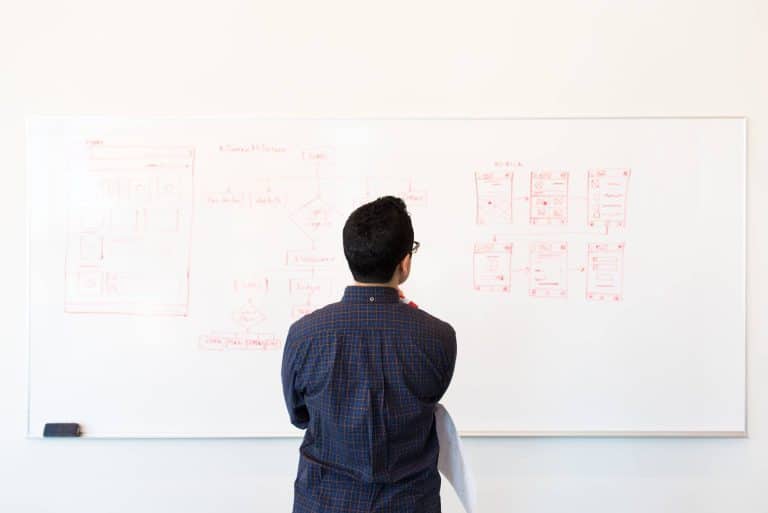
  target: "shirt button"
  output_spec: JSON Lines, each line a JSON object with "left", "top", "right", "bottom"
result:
{"left": 369, "top": 297, "right": 375, "bottom": 302}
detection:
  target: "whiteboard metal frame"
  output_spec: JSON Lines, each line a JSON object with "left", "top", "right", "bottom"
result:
{"left": 27, "top": 430, "right": 748, "bottom": 439}
{"left": 25, "top": 116, "right": 748, "bottom": 439}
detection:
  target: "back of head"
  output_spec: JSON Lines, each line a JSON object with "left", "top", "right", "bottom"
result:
{"left": 342, "top": 196, "right": 414, "bottom": 283}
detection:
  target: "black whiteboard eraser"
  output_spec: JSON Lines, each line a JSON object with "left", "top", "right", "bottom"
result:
{"left": 43, "top": 423, "right": 81, "bottom": 437}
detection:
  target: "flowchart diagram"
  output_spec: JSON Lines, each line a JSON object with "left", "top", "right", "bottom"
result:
{"left": 197, "top": 144, "right": 340, "bottom": 352}
{"left": 63, "top": 138, "right": 633, "bottom": 356}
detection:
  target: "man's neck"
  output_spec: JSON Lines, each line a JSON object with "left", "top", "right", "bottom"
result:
{"left": 352, "top": 280, "right": 398, "bottom": 288}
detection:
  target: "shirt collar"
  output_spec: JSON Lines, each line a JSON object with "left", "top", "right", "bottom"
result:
{"left": 342, "top": 286, "right": 401, "bottom": 304}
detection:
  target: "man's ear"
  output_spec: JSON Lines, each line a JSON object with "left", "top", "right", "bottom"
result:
{"left": 399, "top": 253, "right": 412, "bottom": 283}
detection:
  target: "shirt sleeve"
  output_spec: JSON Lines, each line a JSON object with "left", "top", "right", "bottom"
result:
{"left": 435, "top": 324, "right": 458, "bottom": 402}
{"left": 281, "top": 326, "right": 309, "bottom": 429}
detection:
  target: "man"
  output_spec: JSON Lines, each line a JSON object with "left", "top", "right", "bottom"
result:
{"left": 281, "top": 196, "right": 457, "bottom": 513}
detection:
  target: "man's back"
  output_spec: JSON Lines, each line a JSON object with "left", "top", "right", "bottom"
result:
{"left": 282, "top": 285, "right": 457, "bottom": 513}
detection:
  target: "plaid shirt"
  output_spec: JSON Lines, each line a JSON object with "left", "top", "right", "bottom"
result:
{"left": 282, "top": 286, "right": 457, "bottom": 513}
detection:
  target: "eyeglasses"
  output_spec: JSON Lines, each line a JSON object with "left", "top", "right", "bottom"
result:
{"left": 411, "top": 241, "right": 420, "bottom": 254}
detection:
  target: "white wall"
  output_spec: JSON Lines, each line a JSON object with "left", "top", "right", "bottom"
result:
{"left": 1, "top": 1, "right": 766, "bottom": 511}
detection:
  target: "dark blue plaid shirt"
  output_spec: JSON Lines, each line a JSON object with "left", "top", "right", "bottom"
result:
{"left": 282, "top": 286, "right": 457, "bottom": 513}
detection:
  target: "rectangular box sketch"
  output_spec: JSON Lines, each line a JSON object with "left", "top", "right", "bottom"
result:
{"left": 205, "top": 184, "right": 282, "bottom": 209}
{"left": 366, "top": 176, "right": 428, "bottom": 208}
{"left": 530, "top": 171, "right": 569, "bottom": 225}
{"left": 288, "top": 277, "right": 332, "bottom": 297}
{"left": 64, "top": 145, "right": 195, "bottom": 316}
{"left": 285, "top": 249, "right": 336, "bottom": 267}
{"left": 288, "top": 277, "right": 332, "bottom": 320}
{"left": 199, "top": 332, "right": 280, "bottom": 351}
{"left": 78, "top": 234, "right": 104, "bottom": 265}
{"left": 475, "top": 171, "right": 514, "bottom": 224}
{"left": 586, "top": 242, "right": 625, "bottom": 301}
{"left": 529, "top": 242, "right": 568, "bottom": 298}
{"left": 473, "top": 241, "right": 513, "bottom": 292}
{"left": 588, "top": 169, "right": 631, "bottom": 231}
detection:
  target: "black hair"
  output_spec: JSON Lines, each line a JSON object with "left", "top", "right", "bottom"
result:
{"left": 342, "top": 196, "right": 414, "bottom": 283}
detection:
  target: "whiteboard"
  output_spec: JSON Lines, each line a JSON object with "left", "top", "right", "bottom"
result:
{"left": 27, "top": 117, "right": 746, "bottom": 437}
